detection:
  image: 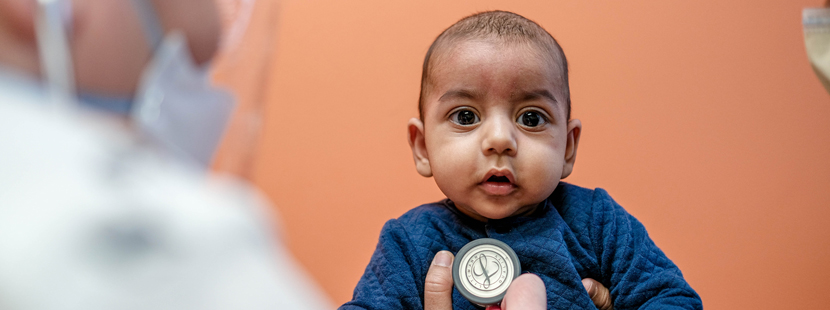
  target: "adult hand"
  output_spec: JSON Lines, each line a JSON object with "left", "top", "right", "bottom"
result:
{"left": 582, "top": 278, "right": 613, "bottom": 310}
{"left": 484, "top": 274, "right": 546, "bottom": 310}
{"left": 424, "top": 251, "right": 545, "bottom": 310}
{"left": 424, "top": 251, "right": 456, "bottom": 310}
{"left": 424, "top": 251, "right": 614, "bottom": 310}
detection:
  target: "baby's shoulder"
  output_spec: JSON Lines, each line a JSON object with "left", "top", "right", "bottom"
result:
{"left": 550, "top": 182, "right": 622, "bottom": 228}
{"left": 553, "top": 183, "right": 618, "bottom": 213}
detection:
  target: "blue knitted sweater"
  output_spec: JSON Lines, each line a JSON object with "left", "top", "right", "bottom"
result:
{"left": 341, "top": 183, "right": 702, "bottom": 309}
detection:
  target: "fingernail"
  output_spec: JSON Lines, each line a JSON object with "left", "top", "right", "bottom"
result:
{"left": 432, "top": 251, "right": 452, "bottom": 267}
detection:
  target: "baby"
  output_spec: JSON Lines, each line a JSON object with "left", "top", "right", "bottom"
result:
{"left": 341, "top": 11, "right": 701, "bottom": 310}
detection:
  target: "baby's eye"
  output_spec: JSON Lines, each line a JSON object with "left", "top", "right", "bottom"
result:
{"left": 450, "top": 109, "right": 480, "bottom": 126}
{"left": 516, "top": 111, "right": 547, "bottom": 128}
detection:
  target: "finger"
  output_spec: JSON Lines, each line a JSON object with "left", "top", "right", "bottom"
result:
{"left": 424, "top": 251, "right": 455, "bottom": 310}
{"left": 582, "top": 278, "right": 613, "bottom": 310}
{"left": 500, "top": 273, "right": 546, "bottom": 310}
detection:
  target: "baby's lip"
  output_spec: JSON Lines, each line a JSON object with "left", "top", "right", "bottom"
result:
{"left": 479, "top": 169, "right": 516, "bottom": 196}
{"left": 481, "top": 169, "right": 516, "bottom": 184}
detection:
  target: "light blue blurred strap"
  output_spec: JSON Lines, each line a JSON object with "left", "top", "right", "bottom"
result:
{"left": 35, "top": 0, "right": 76, "bottom": 108}
{"left": 129, "top": 0, "right": 164, "bottom": 51}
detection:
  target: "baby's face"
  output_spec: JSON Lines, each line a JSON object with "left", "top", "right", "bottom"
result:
{"left": 415, "top": 39, "right": 580, "bottom": 221}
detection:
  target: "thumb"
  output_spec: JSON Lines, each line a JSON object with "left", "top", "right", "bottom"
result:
{"left": 582, "top": 278, "right": 613, "bottom": 310}
{"left": 424, "top": 251, "right": 455, "bottom": 310}
{"left": 499, "top": 273, "right": 546, "bottom": 310}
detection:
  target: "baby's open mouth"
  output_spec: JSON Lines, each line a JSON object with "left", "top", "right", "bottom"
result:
{"left": 480, "top": 172, "right": 516, "bottom": 196}
{"left": 486, "top": 175, "right": 511, "bottom": 183}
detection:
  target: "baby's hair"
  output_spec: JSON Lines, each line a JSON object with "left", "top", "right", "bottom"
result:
{"left": 418, "top": 10, "right": 570, "bottom": 121}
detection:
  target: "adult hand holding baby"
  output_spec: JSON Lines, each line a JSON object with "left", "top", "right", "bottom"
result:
{"left": 425, "top": 251, "right": 612, "bottom": 310}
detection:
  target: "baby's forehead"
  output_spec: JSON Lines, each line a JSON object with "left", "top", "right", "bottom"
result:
{"left": 431, "top": 37, "right": 564, "bottom": 77}
{"left": 438, "top": 38, "right": 558, "bottom": 67}
{"left": 427, "top": 38, "right": 567, "bottom": 93}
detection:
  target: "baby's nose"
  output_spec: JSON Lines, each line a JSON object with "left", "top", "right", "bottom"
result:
{"left": 481, "top": 117, "right": 517, "bottom": 156}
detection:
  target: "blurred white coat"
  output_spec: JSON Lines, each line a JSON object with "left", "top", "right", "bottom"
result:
{"left": 0, "top": 70, "right": 332, "bottom": 310}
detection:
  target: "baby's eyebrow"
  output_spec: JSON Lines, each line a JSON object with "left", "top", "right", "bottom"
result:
{"left": 515, "top": 90, "right": 558, "bottom": 104}
{"left": 438, "top": 89, "right": 477, "bottom": 102}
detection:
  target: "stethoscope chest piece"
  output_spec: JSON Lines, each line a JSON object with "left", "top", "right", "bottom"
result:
{"left": 452, "top": 238, "right": 521, "bottom": 306}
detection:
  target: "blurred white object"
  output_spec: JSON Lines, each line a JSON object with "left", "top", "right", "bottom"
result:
{"left": 0, "top": 73, "right": 332, "bottom": 310}
{"left": 0, "top": 0, "right": 331, "bottom": 308}
{"left": 804, "top": 7, "right": 830, "bottom": 94}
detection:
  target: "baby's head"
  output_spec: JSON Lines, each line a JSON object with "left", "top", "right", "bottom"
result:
{"left": 407, "top": 11, "right": 582, "bottom": 222}
{"left": 417, "top": 11, "right": 571, "bottom": 122}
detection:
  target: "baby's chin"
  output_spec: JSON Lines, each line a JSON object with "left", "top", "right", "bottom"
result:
{"left": 459, "top": 203, "right": 540, "bottom": 222}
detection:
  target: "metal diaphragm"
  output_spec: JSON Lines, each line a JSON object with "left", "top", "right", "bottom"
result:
{"left": 452, "top": 238, "right": 521, "bottom": 306}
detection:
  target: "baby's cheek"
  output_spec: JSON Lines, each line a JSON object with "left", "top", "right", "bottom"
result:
{"left": 430, "top": 153, "right": 475, "bottom": 197}
{"left": 433, "top": 154, "right": 474, "bottom": 184}
{"left": 526, "top": 171, "right": 560, "bottom": 198}
{"left": 432, "top": 171, "right": 468, "bottom": 206}
{"left": 432, "top": 142, "right": 476, "bottom": 172}
{"left": 519, "top": 153, "right": 562, "bottom": 196}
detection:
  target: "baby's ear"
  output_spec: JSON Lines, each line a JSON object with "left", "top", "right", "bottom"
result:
{"left": 408, "top": 118, "right": 432, "bottom": 177}
{"left": 561, "top": 119, "right": 582, "bottom": 179}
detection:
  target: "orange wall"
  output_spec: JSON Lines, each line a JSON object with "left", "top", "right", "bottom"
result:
{"left": 215, "top": 1, "right": 830, "bottom": 309}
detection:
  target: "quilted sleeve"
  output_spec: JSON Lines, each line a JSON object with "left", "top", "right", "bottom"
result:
{"left": 339, "top": 219, "right": 425, "bottom": 310}
{"left": 591, "top": 189, "right": 702, "bottom": 310}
